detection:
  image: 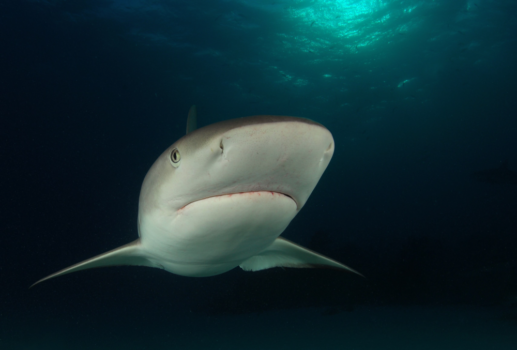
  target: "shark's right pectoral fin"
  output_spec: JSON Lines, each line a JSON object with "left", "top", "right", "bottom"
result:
{"left": 239, "top": 237, "right": 364, "bottom": 277}
{"left": 31, "top": 239, "right": 154, "bottom": 288}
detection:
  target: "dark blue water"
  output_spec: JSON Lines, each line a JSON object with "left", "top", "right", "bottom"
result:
{"left": 1, "top": 1, "right": 517, "bottom": 349}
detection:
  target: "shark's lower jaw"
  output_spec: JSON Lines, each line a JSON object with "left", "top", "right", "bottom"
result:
{"left": 142, "top": 191, "right": 299, "bottom": 277}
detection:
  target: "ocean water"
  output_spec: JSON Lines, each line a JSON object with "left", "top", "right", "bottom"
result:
{"left": 3, "top": 306, "right": 517, "bottom": 349}
{"left": 1, "top": 0, "right": 517, "bottom": 349}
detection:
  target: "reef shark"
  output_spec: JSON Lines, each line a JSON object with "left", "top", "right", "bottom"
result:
{"left": 32, "top": 106, "right": 361, "bottom": 287}
{"left": 472, "top": 161, "right": 517, "bottom": 185}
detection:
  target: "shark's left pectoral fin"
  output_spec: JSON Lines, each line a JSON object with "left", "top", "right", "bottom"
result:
{"left": 31, "top": 239, "right": 154, "bottom": 288}
{"left": 239, "top": 237, "right": 363, "bottom": 277}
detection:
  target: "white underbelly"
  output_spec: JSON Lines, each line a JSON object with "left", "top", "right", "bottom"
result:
{"left": 139, "top": 191, "right": 298, "bottom": 277}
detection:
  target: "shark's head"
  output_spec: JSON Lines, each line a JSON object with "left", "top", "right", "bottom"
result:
{"left": 139, "top": 115, "right": 334, "bottom": 216}
{"left": 137, "top": 115, "right": 335, "bottom": 276}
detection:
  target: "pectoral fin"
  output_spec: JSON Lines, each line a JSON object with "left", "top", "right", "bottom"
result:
{"left": 239, "top": 237, "right": 363, "bottom": 277}
{"left": 31, "top": 239, "right": 154, "bottom": 288}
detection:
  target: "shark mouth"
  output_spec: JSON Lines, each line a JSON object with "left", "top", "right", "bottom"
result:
{"left": 179, "top": 191, "right": 298, "bottom": 211}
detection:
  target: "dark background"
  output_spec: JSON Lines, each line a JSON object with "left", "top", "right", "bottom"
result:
{"left": 1, "top": 0, "right": 517, "bottom": 342}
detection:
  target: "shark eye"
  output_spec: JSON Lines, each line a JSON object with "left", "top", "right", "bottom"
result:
{"left": 170, "top": 148, "right": 181, "bottom": 167}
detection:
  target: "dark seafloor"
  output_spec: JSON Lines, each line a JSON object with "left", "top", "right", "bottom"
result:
{"left": 1, "top": 1, "right": 517, "bottom": 349}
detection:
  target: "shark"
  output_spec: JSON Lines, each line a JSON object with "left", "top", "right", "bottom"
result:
{"left": 32, "top": 106, "right": 361, "bottom": 287}
{"left": 472, "top": 161, "right": 517, "bottom": 185}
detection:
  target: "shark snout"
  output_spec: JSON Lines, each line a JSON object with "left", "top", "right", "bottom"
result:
{"left": 210, "top": 121, "right": 333, "bottom": 208}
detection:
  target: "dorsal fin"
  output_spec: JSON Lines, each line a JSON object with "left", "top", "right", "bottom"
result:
{"left": 186, "top": 105, "right": 197, "bottom": 134}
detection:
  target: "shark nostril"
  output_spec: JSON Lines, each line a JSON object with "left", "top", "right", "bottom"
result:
{"left": 326, "top": 142, "right": 333, "bottom": 152}
{"left": 220, "top": 139, "right": 224, "bottom": 152}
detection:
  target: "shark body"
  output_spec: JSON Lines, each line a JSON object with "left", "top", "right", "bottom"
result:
{"left": 32, "top": 107, "right": 360, "bottom": 287}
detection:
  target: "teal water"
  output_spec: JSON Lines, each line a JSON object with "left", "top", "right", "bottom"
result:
{"left": 3, "top": 306, "right": 517, "bottom": 349}
{"left": 1, "top": 1, "right": 517, "bottom": 349}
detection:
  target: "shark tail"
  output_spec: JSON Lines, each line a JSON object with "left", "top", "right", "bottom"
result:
{"left": 31, "top": 239, "right": 154, "bottom": 288}
{"left": 239, "top": 237, "right": 364, "bottom": 277}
